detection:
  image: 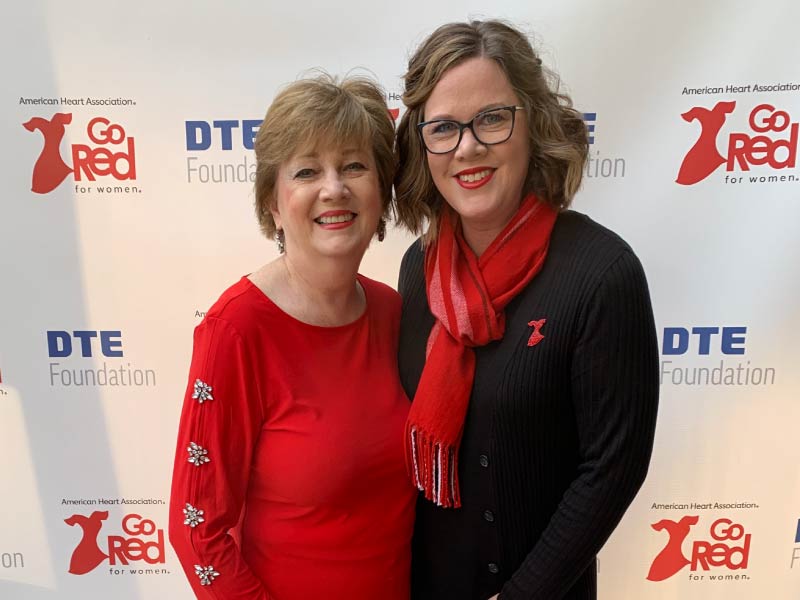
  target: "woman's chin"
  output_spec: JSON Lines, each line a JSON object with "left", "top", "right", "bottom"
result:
{"left": 306, "top": 236, "right": 370, "bottom": 262}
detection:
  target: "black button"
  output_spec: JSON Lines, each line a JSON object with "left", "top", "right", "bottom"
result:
{"left": 488, "top": 563, "right": 500, "bottom": 574}
{"left": 483, "top": 509, "right": 495, "bottom": 523}
{"left": 479, "top": 454, "right": 489, "bottom": 468}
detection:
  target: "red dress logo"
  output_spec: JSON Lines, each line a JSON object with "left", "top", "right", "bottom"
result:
{"left": 23, "top": 113, "right": 74, "bottom": 194}
{"left": 64, "top": 510, "right": 109, "bottom": 575}
{"left": 676, "top": 102, "right": 736, "bottom": 185}
{"left": 527, "top": 319, "right": 546, "bottom": 347}
{"left": 647, "top": 515, "right": 698, "bottom": 581}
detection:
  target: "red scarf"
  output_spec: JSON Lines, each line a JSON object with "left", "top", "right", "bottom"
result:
{"left": 405, "top": 194, "right": 557, "bottom": 508}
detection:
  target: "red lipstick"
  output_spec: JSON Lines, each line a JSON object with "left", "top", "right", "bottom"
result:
{"left": 314, "top": 210, "right": 357, "bottom": 230}
{"left": 454, "top": 167, "right": 495, "bottom": 190}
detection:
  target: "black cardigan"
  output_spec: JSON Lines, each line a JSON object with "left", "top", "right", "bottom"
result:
{"left": 398, "top": 210, "right": 660, "bottom": 600}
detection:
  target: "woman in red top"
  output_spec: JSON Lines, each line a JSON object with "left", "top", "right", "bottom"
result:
{"left": 169, "top": 75, "right": 416, "bottom": 599}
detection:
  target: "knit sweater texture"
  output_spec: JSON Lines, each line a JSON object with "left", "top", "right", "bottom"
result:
{"left": 398, "top": 210, "right": 660, "bottom": 600}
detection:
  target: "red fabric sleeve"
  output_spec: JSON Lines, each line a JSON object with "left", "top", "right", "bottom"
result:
{"left": 168, "top": 316, "right": 270, "bottom": 599}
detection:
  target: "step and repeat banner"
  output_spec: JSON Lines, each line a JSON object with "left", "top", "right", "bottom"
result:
{"left": 1, "top": 0, "right": 799, "bottom": 598}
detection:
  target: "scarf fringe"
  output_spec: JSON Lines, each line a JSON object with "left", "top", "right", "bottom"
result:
{"left": 407, "top": 425, "right": 461, "bottom": 508}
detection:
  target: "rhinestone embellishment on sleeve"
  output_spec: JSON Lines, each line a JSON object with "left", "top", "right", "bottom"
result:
{"left": 192, "top": 379, "right": 214, "bottom": 404}
{"left": 195, "top": 564, "right": 219, "bottom": 586}
{"left": 183, "top": 503, "right": 205, "bottom": 528}
{"left": 187, "top": 442, "right": 210, "bottom": 466}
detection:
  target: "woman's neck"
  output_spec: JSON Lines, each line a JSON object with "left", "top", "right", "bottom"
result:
{"left": 460, "top": 220, "right": 507, "bottom": 257}
{"left": 250, "top": 254, "right": 365, "bottom": 327}
{"left": 458, "top": 198, "right": 523, "bottom": 257}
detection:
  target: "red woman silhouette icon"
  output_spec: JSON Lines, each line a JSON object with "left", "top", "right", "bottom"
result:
{"left": 647, "top": 515, "right": 699, "bottom": 581}
{"left": 64, "top": 510, "right": 109, "bottom": 575}
{"left": 676, "top": 102, "right": 736, "bottom": 185}
{"left": 23, "top": 112, "right": 74, "bottom": 194}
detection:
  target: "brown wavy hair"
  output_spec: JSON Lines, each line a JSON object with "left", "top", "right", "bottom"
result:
{"left": 394, "top": 20, "right": 588, "bottom": 239}
{"left": 254, "top": 74, "right": 396, "bottom": 239}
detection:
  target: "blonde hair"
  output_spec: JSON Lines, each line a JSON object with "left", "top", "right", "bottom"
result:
{"left": 395, "top": 20, "right": 588, "bottom": 239}
{"left": 254, "top": 74, "right": 396, "bottom": 238}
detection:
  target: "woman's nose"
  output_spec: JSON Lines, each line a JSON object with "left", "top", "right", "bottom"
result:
{"left": 454, "top": 127, "right": 487, "bottom": 160}
{"left": 320, "top": 170, "right": 348, "bottom": 201}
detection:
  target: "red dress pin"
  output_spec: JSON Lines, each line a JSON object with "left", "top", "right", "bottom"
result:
{"left": 527, "top": 319, "right": 546, "bottom": 347}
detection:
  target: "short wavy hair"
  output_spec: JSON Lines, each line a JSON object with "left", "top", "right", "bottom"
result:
{"left": 395, "top": 20, "right": 588, "bottom": 239}
{"left": 254, "top": 74, "right": 396, "bottom": 239}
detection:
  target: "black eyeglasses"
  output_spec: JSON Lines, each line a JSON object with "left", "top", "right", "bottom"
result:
{"left": 417, "top": 105, "right": 525, "bottom": 154}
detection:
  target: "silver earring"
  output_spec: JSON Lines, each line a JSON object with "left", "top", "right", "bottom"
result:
{"left": 377, "top": 219, "right": 386, "bottom": 242}
{"left": 276, "top": 228, "right": 285, "bottom": 253}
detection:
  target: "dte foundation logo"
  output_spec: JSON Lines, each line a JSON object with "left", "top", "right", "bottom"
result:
{"left": 677, "top": 101, "right": 798, "bottom": 186}
{"left": 184, "top": 118, "right": 260, "bottom": 184}
{"left": 46, "top": 330, "right": 157, "bottom": 388}
{"left": 65, "top": 511, "right": 167, "bottom": 576}
{"left": 23, "top": 113, "right": 139, "bottom": 195}
{"left": 647, "top": 516, "right": 751, "bottom": 582}
{"left": 580, "top": 112, "right": 627, "bottom": 180}
{"left": 660, "top": 326, "right": 777, "bottom": 387}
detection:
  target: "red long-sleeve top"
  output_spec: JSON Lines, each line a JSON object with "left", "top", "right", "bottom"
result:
{"left": 169, "top": 275, "right": 415, "bottom": 600}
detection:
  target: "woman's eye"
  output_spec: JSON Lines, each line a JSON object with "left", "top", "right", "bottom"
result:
{"left": 344, "top": 162, "right": 366, "bottom": 171}
{"left": 432, "top": 121, "right": 458, "bottom": 135}
{"left": 293, "top": 168, "right": 315, "bottom": 179}
{"left": 481, "top": 111, "right": 507, "bottom": 125}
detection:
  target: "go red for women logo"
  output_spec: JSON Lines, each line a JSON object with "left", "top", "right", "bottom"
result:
{"left": 647, "top": 516, "right": 751, "bottom": 582}
{"left": 22, "top": 113, "right": 136, "bottom": 194}
{"left": 65, "top": 511, "right": 165, "bottom": 575}
{"left": 676, "top": 101, "right": 798, "bottom": 185}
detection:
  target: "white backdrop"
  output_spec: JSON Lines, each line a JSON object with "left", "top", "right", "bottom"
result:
{"left": 2, "top": 0, "right": 799, "bottom": 598}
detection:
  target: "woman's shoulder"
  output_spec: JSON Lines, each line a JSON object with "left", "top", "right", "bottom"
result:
{"left": 549, "top": 210, "right": 650, "bottom": 302}
{"left": 398, "top": 238, "right": 425, "bottom": 281}
{"left": 400, "top": 238, "right": 425, "bottom": 268}
{"left": 358, "top": 273, "right": 402, "bottom": 315}
{"left": 554, "top": 210, "right": 633, "bottom": 251}
{"left": 551, "top": 210, "right": 640, "bottom": 270}
{"left": 198, "top": 276, "right": 268, "bottom": 336}
{"left": 397, "top": 238, "right": 426, "bottom": 301}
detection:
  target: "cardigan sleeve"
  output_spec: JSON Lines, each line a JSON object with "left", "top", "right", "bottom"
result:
{"left": 168, "top": 316, "right": 271, "bottom": 599}
{"left": 500, "top": 250, "right": 660, "bottom": 599}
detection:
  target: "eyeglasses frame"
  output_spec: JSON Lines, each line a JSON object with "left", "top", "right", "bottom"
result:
{"left": 416, "top": 105, "right": 526, "bottom": 154}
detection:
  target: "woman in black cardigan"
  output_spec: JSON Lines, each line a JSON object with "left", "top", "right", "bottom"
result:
{"left": 394, "top": 20, "right": 660, "bottom": 600}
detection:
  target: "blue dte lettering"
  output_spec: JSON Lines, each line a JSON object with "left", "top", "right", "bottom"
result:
{"left": 662, "top": 326, "right": 747, "bottom": 355}
{"left": 46, "top": 331, "right": 123, "bottom": 357}
{"left": 47, "top": 331, "right": 72, "bottom": 357}
{"left": 185, "top": 120, "right": 262, "bottom": 150}
{"left": 662, "top": 327, "right": 689, "bottom": 355}
{"left": 185, "top": 121, "right": 211, "bottom": 151}
{"left": 691, "top": 327, "right": 719, "bottom": 355}
{"left": 795, "top": 519, "right": 800, "bottom": 544}
{"left": 720, "top": 327, "right": 746, "bottom": 355}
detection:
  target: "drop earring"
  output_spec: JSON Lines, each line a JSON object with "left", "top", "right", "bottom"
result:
{"left": 276, "top": 228, "right": 285, "bottom": 253}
